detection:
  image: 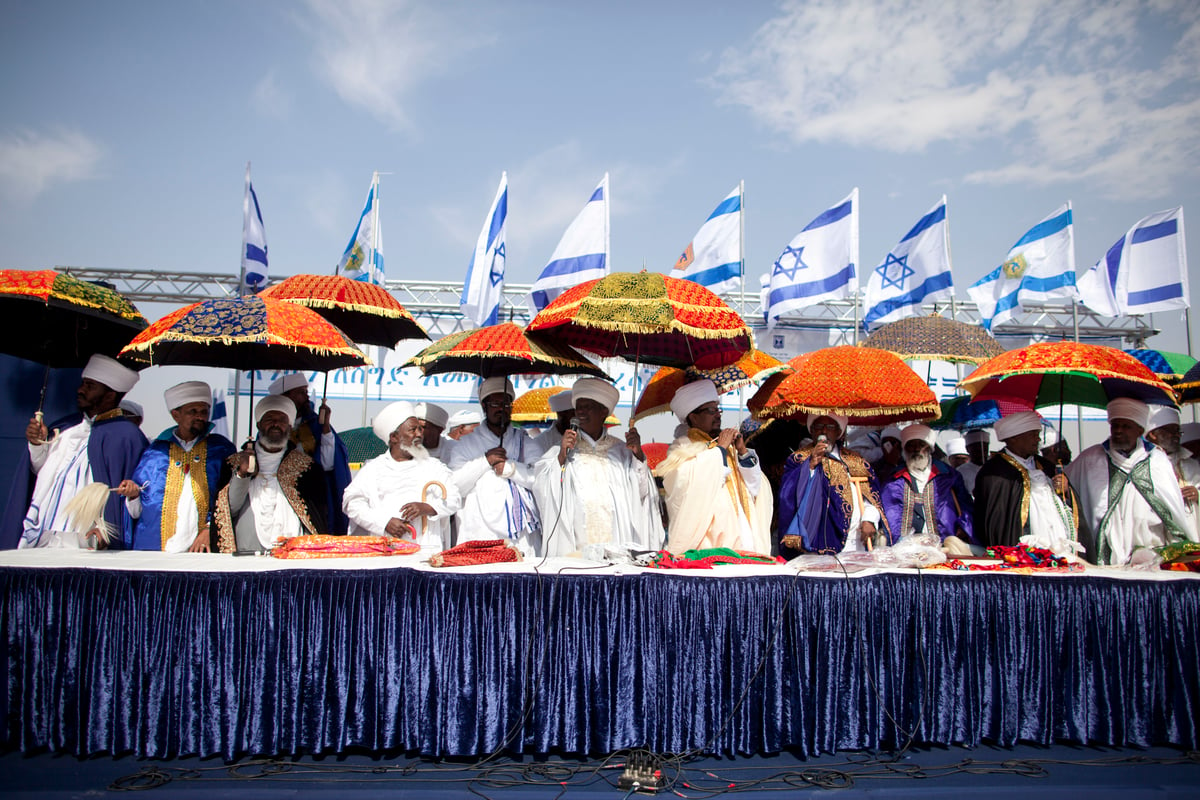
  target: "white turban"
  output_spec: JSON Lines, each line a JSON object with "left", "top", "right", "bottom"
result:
{"left": 478, "top": 376, "right": 515, "bottom": 402}
{"left": 900, "top": 424, "right": 935, "bottom": 448}
{"left": 548, "top": 389, "right": 574, "bottom": 414}
{"left": 269, "top": 373, "right": 308, "bottom": 395}
{"left": 1107, "top": 397, "right": 1150, "bottom": 430}
{"left": 946, "top": 436, "right": 967, "bottom": 457}
{"left": 570, "top": 378, "right": 620, "bottom": 414}
{"left": 1182, "top": 422, "right": 1200, "bottom": 444}
{"left": 447, "top": 409, "right": 482, "bottom": 428}
{"left": 373, "top": 401, "right": 415, "bottom": 442}
{"left": 82, "top": 353, "right": 139, "bottom": 394}
{"left": 994, "top": 411, "right": 1043, "bottom": 441}
{"left": 806, "top": 412, "right": 849, "bottom": 434}
{"left": 670, "top": 379, "right": 720, "bottom": 422}
{"left": 880, "top": 426, "right": 903, "bottom": 442}
{"left": 1148, "top": 405, "right": 1182, "bottom": 431}
{"left": 414, "top": 402, "right": 448, "bottom": 428}
{"left": 163, "top": 380, "right": 211, "bottom": 411}
{"left": 119, "top": 398, "right": 144, "bottom": 419}
{"left": 254, "top": 395, "right": 296, "bottom": 426}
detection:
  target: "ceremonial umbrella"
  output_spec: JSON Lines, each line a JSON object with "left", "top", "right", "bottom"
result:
{"left": 959, "top": 342, "right": 1177, "bottom": 409}
{"left": 1123, "top": 349, "right": 1197, "bottom": 384}
{"left": 630, "top": 350, "right": 785, "bottom": 423}
{"left": 1170, "top": 360, "right": 1200, "bottom": 405}
{"left": 403, "top": 322, "right": 607, "bottom": 379}
{"left": 0, "top": 268, "right": 148, "bottom": 367}
{"left": 509, "top": 385, "right": 618, "bottom": 428}
{"left": 258, "top": 273, "right": 429, "bottom": 348}
{"left": 931, "top": 395, "right": 1035, "bottom": 431}
{"left": 525, "top": 271, "right": 753, "bottom": 369}
{"left": 860, "top": 313, "right": 1005, "bottom": 365}
{"left": 750, "top": 346, "right": 940, "bottom": 427}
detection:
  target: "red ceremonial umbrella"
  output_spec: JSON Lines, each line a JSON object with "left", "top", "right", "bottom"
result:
{"left": 750, "top": 346, "right": 939, "bottom": 427}
{"left": 258, "top": 273, "right": 428, "bottom": 348}
{"left": 402, "top": 322, "right": 607, "bottom": 379}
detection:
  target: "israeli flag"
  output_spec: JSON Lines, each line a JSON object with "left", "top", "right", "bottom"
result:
{"left": 460, "top": 172, "right": 508, "bottom": 328}
{"left": 210, "top": 388, "right": 230, "bottom": 442}
{"left": 766, "top": 188, "right": 858, "bottom": 329}
{"left": 862, "top": 196, "right": 954, "bottom": 331}
{"left": 529, "top": 174, "right": 609, "bottom": 312}
{"left": 670, "top": 184, "right": 742, "bottom": 295}
{"left": 338, "top": 174, "right": 385, "bottom": 285}
{"left": 240, "top": 164, "right": 268, "bottom": 292}
{"left": 1077, "top": 206, "right": 1188, "bottom": 317}
{"left": 968, "top": 203, "right": 1077, "bottom": 330}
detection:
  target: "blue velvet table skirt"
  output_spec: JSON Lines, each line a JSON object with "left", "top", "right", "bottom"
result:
{"left": 1, "top": 566, "right": 1196, "bottom": 759}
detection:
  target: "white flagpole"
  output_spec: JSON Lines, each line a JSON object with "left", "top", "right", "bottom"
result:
{"left": 233, "top": 162, "right": 251, "bottom": 444}
{"left": 739, "top": 179, "right": 746, "bottom": 318}
{"left": 362, "top": 171, "right": 380, "bottom": 426}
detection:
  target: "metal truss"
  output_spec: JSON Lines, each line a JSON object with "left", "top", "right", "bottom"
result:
{"left": 56, "top": 266, "right": 1158, "bottom": 346}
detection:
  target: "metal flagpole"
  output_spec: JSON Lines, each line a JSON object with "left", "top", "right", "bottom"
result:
{"left": 361, "top": 171, "right": 379, "bottom": 427}
{"left": 1188, "top": 308, "right": 1197, "bottom": 422}
{"left": 233, "top": 161, "right": 250, "bottom": 444}
{"left": 1073, "top": 301, "right": 1083, "bottom": 451}
{"left": 738, "top": 179, "right": 746, "bottom": 318}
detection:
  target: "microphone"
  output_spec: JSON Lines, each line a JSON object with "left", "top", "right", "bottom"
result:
{"left": 567, "top": 417, "right": 580, "bottom": 460}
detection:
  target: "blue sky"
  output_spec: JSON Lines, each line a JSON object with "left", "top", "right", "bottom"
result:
{"left": 2, "top": 0, "right": 1198, "bottom": 330}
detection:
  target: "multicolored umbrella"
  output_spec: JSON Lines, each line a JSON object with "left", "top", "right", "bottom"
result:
{"left": 0, "top": 268, "right": 148, "bottom": 367}
{"left": 860, "top": 313, "right": 1005, "bottom": 365}
{"left": 258, "top": 273, "right": 428, "bottom": 348}
{"left": 1124, "top": 349, "right": 1197, "bottom": 383}
{"left": 750, "top": 346, "right": 939, "bottom": 426}
{"left": 931, "top": 395, "right": 1035, "bottom": 431}
{"left": 403, "top": 322, "right": 606, "bottom": 379}
{"left": 525, "top": 271, "right": 753, "bottom": 369}
{"left": 1171, "top": 360, "right": 1200, "bottom": 405}
{"left": 960, "top": 341, "right": 1176, "bottom": 409}
{"left": 119, "top": 295, "right": 368, "bottom": 371}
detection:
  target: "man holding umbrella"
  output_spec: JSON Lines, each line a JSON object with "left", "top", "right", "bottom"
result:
{"left": 7, "top": 354, "right": 147, "bottom": 549}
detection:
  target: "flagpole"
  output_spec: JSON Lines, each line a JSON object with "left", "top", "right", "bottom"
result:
{"left": 362, "top": 171, "right": 379, "bottom": 426}
{"left": 738, "top": 179, "right": 746, "bottom": 318}
{"left": 233, "top": 161, "right": 251, "bottom": 444}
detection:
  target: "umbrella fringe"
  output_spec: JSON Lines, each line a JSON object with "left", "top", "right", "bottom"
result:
{"left": 277, "top": 297, "right": 411, "bottom": 318}
{"left": 756, "top": 400, "right": 941, "bottom": 420}
{"left": 558, "top": 317, "right": 746, "bottom": 339}
{"left": 961, "top": 367, "right": 1171, "bottom": 392}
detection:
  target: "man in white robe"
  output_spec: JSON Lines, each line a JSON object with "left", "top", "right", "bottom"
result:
{"left": 440, "top": 409, "right": 482, "bottom": 465}
{"left": 1065, "top": 398, "right": 1191, "bottom": 565}
{"left": 448, "top": 377, "right": 545, "bottom": 555}
{"left": 534, "top": 378, "right": 663, "bottom": 558}
{"left": 414, "top": 402, "right": 450, "bottom": 462}
{"left": 344, "top": 401, "right": 462, "bottom": 549}
{"left": 656, "top": 380, "right": 773, "bottom": 555}
{"left": 1144, "top": 405, "right": 1200, "bottom": 544}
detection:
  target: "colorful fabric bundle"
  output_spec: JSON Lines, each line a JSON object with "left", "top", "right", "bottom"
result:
{"left": 934, "top": 544, "right": 1083, "bottom": 573}
{"left": 430, "top": 539, "right": 523, "bottom": 567}
{"left": 649, "top": 547, "right": 784, "bottom": 570}
{"left": 271, "top": 534, "right": 420, "bottom": 559}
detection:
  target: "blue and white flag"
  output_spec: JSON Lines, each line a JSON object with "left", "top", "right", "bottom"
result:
{"left": 862, "top": 196, "right": 954, "bottom": 331}
{"left": 968, "top": 203, "right": 1077, "bottom": 330}
{"left": 766, "top": 188, "right": 858, "bottom": 329}
{"left": 670, "top": 184, "right": 742, "bottom": 295}
{"left": 240, "top": 163, "right": 268, "bottom": 292}
{"left": 529, "top": 174, "right": 609, "bottom": 313}
{"left": 1077, "top": 206, "right": 1188, "bottom": 317}
{"left": 210, "top": 388, "right": 230, "bottom": 442}
{"left": 460, "top": 172, "right": 508, "bottom": 327}
{"left": 337, "top": 173, "right": 385, "bottom": 285}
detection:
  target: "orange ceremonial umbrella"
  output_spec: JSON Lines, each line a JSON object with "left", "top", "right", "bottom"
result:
{"left": 403, "top": 322, "right": 606, "bottom": 379}
{"left": 259, "top": 273, "right": 429, "bottom": 348}
{"left": 510, "top": 385, "right": 619, "bottom": 428}
{"left": 750, "top": 346, "right": 939, "bottom": 426}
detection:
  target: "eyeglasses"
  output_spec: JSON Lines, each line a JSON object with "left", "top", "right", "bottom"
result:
{"left": 484, "top": 399, "right": 512, "bottom": 410}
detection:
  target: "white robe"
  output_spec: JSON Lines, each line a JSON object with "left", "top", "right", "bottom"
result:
{"left": 533, "top": 431, "right": 664, "bottom": 557}
{"left": 1004, "top": 449, "right": 1077, "bottom": 557}
{"left": 1066, "top": 441, "right": 1190, "bottom": 565}
{"left": 22, "top": 418, "right": 94, "bottom": 548}
{"left": 1167, "top": 449, "right": 1200, "bottom": 544}
{"left": 343, "top": 452, "right": 462, "bottom": 549}
{"left": 448, "top": 425, "right": 545, "bottom": 554}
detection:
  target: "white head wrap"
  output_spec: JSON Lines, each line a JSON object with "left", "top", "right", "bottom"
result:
{"left": 1107, "top": 397, "right": 1150, "bottom": 430}
{"left": 163, "top": 380, "right": 211, "bottom": 411}
{"left": 994, "top": 411, "right": 1043, "bottom": 441}
{"left": 82, "top": 354, "right": 139, "bottom": 393}
{"left": 414, "top": 402, "right": 448, "bottom": 428}
{"left": 900, "top": 424, "right": 936, "bottom": 448}
{"left": 548, "top": 390, "right": 574, "bottom": 414}
{"left": 945, "top": 436, "right": 968, "bottom": 457}
{"left": 670, "top": 379, "right": 720, "bottom": 423}
{"left": 478, "top": 376, "right": 515, "bottom": 402}
{"left": 119, "top": 398, "right": 144, "bottom": 419}
{"left": 373, "top": 401, "right": 416, "bottom": 442}
{"left": 570, "top": 378, "right": 620, "bottom": 414}
{"left": 880, "top": 426, "right": 903, "bottom": 442}
{"left": 806, "top": 412, "right": 849, "bottom": 435}
{"left": 1181, "top": 422, "right": 1200, "bottom": 444}
{"left": 254, "top": 395, "right": 296, "bottom": 426}
{"left": 447, "top": 409, "right": 482, "bottom": 428}
{"left": 1147, "top": 405, "right": 1182, "bottom": 431}
{"left": 269, "top": 373, "right": 308, "bottom": 395}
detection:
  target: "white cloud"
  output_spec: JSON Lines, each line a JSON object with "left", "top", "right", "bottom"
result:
{"left": 0, "top": 128, "right": 104, "bottom": 200}
{"left": 297, "top": 0, "right": 492, "bottom": 131}
{"left": 252, "top": 70, "right": 292, "bottom": 119}
{"left": 713, "top": 0, "right": 1200, "bottom": 198}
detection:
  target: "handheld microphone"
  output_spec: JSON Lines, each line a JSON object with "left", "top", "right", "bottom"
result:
{"left": 567, "top": 417, "right": 580, "bottom": 459}
{"left": 817, "top": 434, "right": 828, "bottom": 445}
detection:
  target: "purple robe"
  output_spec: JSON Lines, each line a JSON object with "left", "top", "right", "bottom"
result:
{"left": 880, "top": 460, "right": 976, "bottom": 545}
{"left": 778, "top": 445, "right": 887, "bottom": 554}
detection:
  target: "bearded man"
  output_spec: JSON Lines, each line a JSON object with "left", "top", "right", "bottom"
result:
{"left": 343, "top": 401, "right": 462, "bottom": 549}
{"left": 1144, "top": 405, "right": 1200, "bottom": 543}
{"left": 214, "top": 395, "right": 328, "bottom": 552}
{"left": 879, "top": 425, "right": 975, "bottom": 551}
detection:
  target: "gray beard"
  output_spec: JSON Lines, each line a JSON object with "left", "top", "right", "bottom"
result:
{"left": 398, "top": 441, "right": 428, "bottom": 461}
{"left": 906, "top": 451, "right": 931, "bottom": 472}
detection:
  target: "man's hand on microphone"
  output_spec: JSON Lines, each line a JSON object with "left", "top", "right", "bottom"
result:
{"left": 558, "top": 428, "right": 579, "bottom": 466}
{"left": 809, "top": 436, "right": 831, "bottom": 467}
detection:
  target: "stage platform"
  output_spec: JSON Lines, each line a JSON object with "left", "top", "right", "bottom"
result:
{"left": 0, "top": 550, "right": 1196, "bottom": 765}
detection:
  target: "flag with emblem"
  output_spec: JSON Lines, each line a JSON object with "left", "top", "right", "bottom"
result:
{"left": 460, "top": 172, "right": 508, "bottom": 328}
{"left": 863, "top": 196, "right": 954, "bottom": 331}
{"left": 528, "top": 174, "right": 609, "bottom": 312}
{"left": 765, "top": 188, "right": 858, "bottom": 329}
{"left": 1077, "top": 206, "right": 1188, "bottom": 317}
{"left": 337, "top": 173, "right": 385, "bottom": 285}
{"left": 240, "top": 163, "right": 269, "bottom": 292}
{"left": 670, "top": 183, "right": 742, "bottom": 295}
{"left": 968, "top": 203, "right": 1077, "bottom": 330}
